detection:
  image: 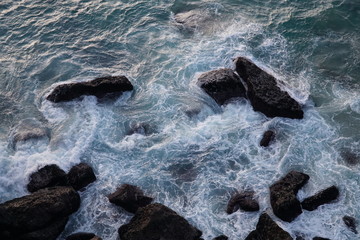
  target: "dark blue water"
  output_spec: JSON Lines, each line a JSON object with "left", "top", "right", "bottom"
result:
{"left": 0, "top": 0, "right": 359, "bottom": 239}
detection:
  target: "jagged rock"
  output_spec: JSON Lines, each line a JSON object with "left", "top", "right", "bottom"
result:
{"left": 213, "top": 235, "right": 228, "bottom": 240}
{"left": 270, "top": 171, "right": 310, "bottom": 222}
{"left": 27, "top": 164, "right": 68, "bottom": 193}
{"left": 108, "top": 184, "right": 153, "bottom": 214}
{"left": 260, "top": 130, "right": 275, "bottom": 147}
{"left": 66, "top": 232, "right": 103, "bottom": 240}
{"left": 47, "top": 76, "right": 133, "bottom": 103}
{"left": 301, "top": 186, "right": 339, "bottom": 211}
{"left": 67, "top": 163, "right": 96, "bottom": 191}
{"left": 343, "top": 216, "right": 357, "bottom": 234}
{"left": 234, "top": 57, "right": 303, "bottom": 119}
{"left": 226, "top": 191, "right": 259, "bottom": 214}
{"left": 197, "top": 68, "right": 246, "bottom": 105}
{"left": 0, "top": 186, "right": 80, "bottom": 239}
{"left": 245, "top": 213, "right": 292, "bottom": 240}
{"left": 119, "top": 203, "right": 202, "bottom": 240}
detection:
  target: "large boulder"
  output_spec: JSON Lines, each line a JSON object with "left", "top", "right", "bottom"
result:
{"left": 66, "top": 232, "right": 103, "bottom": 240}
{"left": 245, "top": 213, "right": 292, "bottom": 240}
{"left": 27, "top": 164, "right": 69, "bottom": 193}
{"left": 226, "top": 191, "right": 259, "bottom": 214}
{"left": 108, "top": 184, "right": 153, "bottom": 214}
{"left": 67, "top": 163, "right": 96, "bottom": 191}
{"left": 301, "top": 186, "right": 339, "bottom": 211}
{"left": 118, "top": 203, "right": 202, "bottom": 240}
{"left": 47, "top": 76, "right": 133, "bottom": 103}
{"left": 0, "top": 186, "right": 80, "bottom": 239}
{"left": 197, "top": 68, "right": 246, "bottom": 105}
{"left": 234, "top": 57, "right": 303, "bottom": 119}
{"left": 270, "top": 171, "right": 310, "bottom": 222}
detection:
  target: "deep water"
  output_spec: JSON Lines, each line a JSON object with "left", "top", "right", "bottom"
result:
{"left": 0, "top": 0, "right": 359, "bottom": 239}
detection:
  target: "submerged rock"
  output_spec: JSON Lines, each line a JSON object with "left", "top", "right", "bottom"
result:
{"left": 301, "top": 186, "right": 339, "bottom": 211}
{"left": 47, "top": 76, "right": 133, "bottom": 103}
{"left": 0, "top": 186, "right": 80, "bottom": 239}
{"left": 67, "top": 163, "right": 96, "bottom": 191}
{"left": 245, "top": 213, "right": 292, "bottom": 240}
{"left": 27, "top": 164, "right": 68, "bottom": 193}
{"left": 341, "top": 150, "right": 360, "bottom": 165}
{"left": 108, "top": 184, "right": 153, "bottom": 214}
{"left": 260, "top": 130, "right": 275, "bottom": 147}
{"left": 174, "top": 9, "right": 216, "bottom": 33}
{"left": 66, "top": 232, "right": 103, "bottom": 240}
{"left": 197, "top": 68, "right": 246, "bottom": 105}
{"left": 127, "top": 123, "right": 152, "bottom": 136}
{"left": 119, "top": 203, "right": 202, "bottom": 240}
{"left": 270, "top": 171, "right": 310, "bottom": 222}
{"left": 343, "top": 216, "right": 357, "bottom": 234}
{"left": 226, "top": 191, "right": 259, "bottom": 214}
{"left": 234, "top": 57, "right": 303, "bottom": 119}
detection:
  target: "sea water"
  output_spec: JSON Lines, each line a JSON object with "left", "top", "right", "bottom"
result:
{"left": 0, "top": 0, "right": 359, "bottom": 239}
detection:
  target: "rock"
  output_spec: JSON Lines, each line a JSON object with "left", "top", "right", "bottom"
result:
{"left": 313, "top": 237, "right": 331, "bottom": 240}
{"left": 66, "top": 232, "right": 103, "bottom": 240}
{"left": 174, "top": 9, "right": 214, "bottom": 33}
{"left": 234, "top": 57, "right": 303, "bottom": 119}
{"left": 343, "top": 215, "right": 357, "bottom": 234}
{"left": 270, "top": 171, "right": 310, "bottom": 222}
{"left": 213, "top": 235, "right": 228, "bottom": 240}
{"left": 226, "top": 191, "right": 259, "bottom": 214}
{"left": 27, "top": 164, "right": 69, "bottom": 193}
{"left": 67, "top": 163, "right": 96, "bottom": 191}
{"left": 47, "top": 76, "right": 133, "bottom": 103}
{"left": 341, "top": 150, "right": 360, "bottom": 165}
{"left": 108, "top": 184, "right": 153, "bottom": 214}
{"left": 245, "top": 213, "right": 292, "bottom": 240}
{"left": 119, "top": 203, "right": 202, "bottom": 240}
{"left": 0, "top": 186, "right": 80, "bottom": 239}
{"left": 301, "top": 186, "right": 339, "bottom": 211}
{"left": 260, "top": 130, "right": 275, "bottom": 147}
{"left": 197, "top": 68, "right": 246, "bottom": 105}
{"left": 127, "top": 123, "right": 152, "bottom": 136}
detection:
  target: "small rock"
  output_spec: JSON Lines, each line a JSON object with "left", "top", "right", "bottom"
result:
{"left": 108, "top": 184, "right": 153, "bottom": 214}
{"left": 67, "top": 163, "right": 96, "bottom": 191}
{"left": 197, "top": 68, "right": 246, "bottom": 105}
{"left": 234, "top": 57, "right": 303, "bottom": 119}
{"left": 27, "top": 164, "right": 68, "bottom": 193}
{"left": 47, "top": 76, "right": 133, "bottom": 103}
{"left": 260, "top": 130, "right": 275, "bottom": 147}
{"left": 301, "top": 186, "right": 339, "bottom": 211}
{"left": 270, "top": 171, "right": 310, "bottom": 222}
{"left": 66, "top": 232, "right": 103, "bottom": 240}
{"left": 119, "top": 203, "right": 202, "bottom": 240}
{"left": 226, "top": 191, "right": 259, "bottom": 214}
{"left": 343, "top": 215, "right": 357, "bottom": 234}
{"left": 245, "top": 213, "right": 292, "bottom": 240}
{"left": 213, "top": 235, "right": 228, "bottom": 240}
{"left": 313, "top": 237, "right": 331, "bottom": 240}
{"left": 341, "top": 150, "right": 360, "bottom": 166}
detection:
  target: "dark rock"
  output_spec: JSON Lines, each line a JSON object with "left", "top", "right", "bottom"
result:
{"left": 270, "top": 171, "right": 310, "bottom": 222}
{"left": 260, "top": 130, "right": 275, "bottom": 147}
{"left": 27, "top": 164, "right": 69, "bottom": 193}
{"left": 127, "top": 123, "right": 152, "bottom": 136}
{"left": 108, "top": 184, "right": 153, "bottom": 214}
{"left": 234, "top": 57, "right": 303, "bottom": 119}
{"left": 0, "top": 186, "right": 80, "bottom": 238}
{"left": 213, "top": 235, "right": 228, "bottom": 240}
{"left": 66, "top": 232, "right": 103, "bottom": 240}
{"left": 67, "top": 163, "right": 96, "bottom": 191}
{"left": 313, "top": 237, "right": 331, "bottom": 240}
{"left": 47, "top": 76, "right": 133, "bottom": 103}
{"left": 226, "top": 191, "right": 259, "bottom": 214}
{"left": 197, "top": 68, "right": 246, "bottom": 105}
{"left": 119, "top": 203, "right": 202, "bottom": 240}
{"left": 301, "top": 186, "right": 339, "bottom": 211}
{"left": 245, "top": 213, "right": 292, "bottom": 240}
{"left": 341, "top": 150, "right": 360, "bottom": 165}
{"left": 343, "top": 215, "right": 357, "bottom": 234}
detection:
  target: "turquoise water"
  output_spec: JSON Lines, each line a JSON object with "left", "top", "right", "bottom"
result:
{"left": 0, "top": 0, "right": 359, "bottom": 239}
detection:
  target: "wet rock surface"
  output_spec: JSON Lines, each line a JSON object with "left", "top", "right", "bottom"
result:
{"left": 343, "top": 215, "right": 357, "bottom": 234}
{"left": 47, "top": 76, "right": 133, "bottom": 103}
{"left": 66, "top": 232, "right": 103, "bottom": 240}
{"left": 226, "top": 191, "right": 259, "bottom": 214}
{"left": 67, "top": 163, "right": 96, "bottom": 191}
{"left": 197, "top": 68, "right": 246, "bottom": 105}
{"left": 108, "top": 184, "right": 153, "bottom": 214}
{"left": 119, "top": 203, "right": 202, "bottom": 240}
{"left": 270, "top": 171, "right": 310, "bottom": 222}
{"left": 234, "top": 57, "right": 303, "bottom": 119}
{"left": 301, "top": 186, "right": 339, "bottom": 211}
{"left": 260, "top": 130, "right": 275, "bottom": 147}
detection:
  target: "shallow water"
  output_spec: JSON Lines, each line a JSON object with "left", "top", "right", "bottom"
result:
{"left": 0, "top": 0, "right": 359, "bottom": 239}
